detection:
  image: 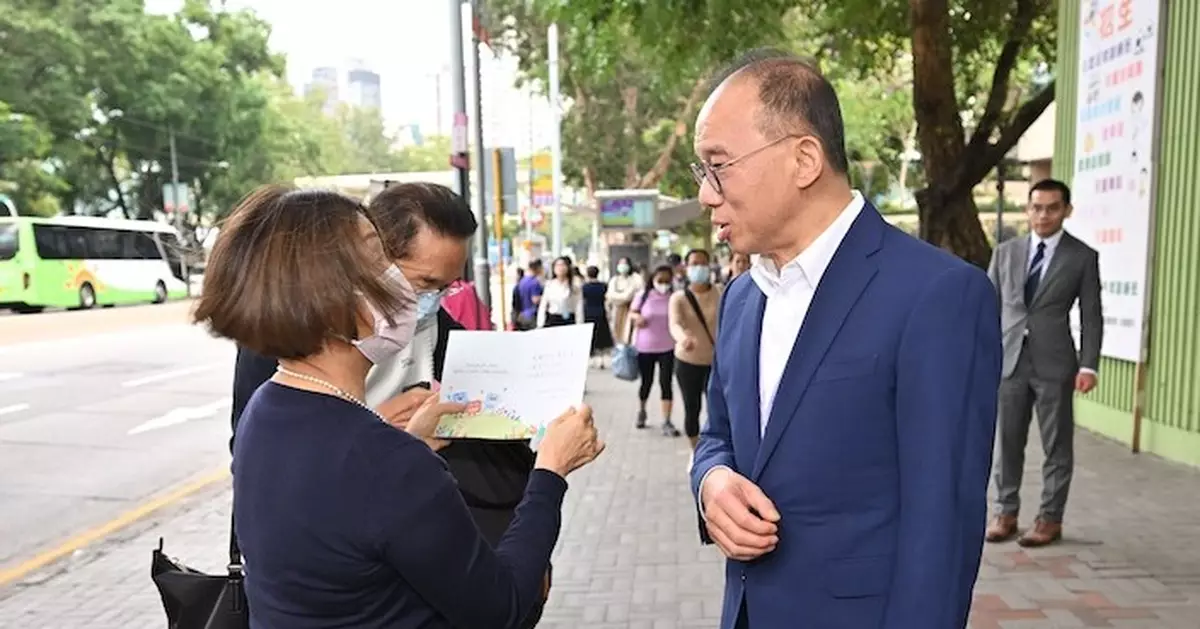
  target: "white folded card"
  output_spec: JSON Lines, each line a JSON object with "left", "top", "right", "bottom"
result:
{"left": 436, "top": 324, "right": 594, "bottom": 444}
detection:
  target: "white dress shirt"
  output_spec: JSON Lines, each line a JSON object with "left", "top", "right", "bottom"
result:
{"left": 1027, "top": 230, "right": 1063, "bottom": 282}
{"left": 750, "top": 191, "right": 864, "bottom": 435}
{"left": 698, "top": 191, "right": 864, "bottom": 507}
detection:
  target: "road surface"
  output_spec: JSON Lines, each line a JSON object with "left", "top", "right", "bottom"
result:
{"left": 0, "top": 302, "right": 235, "bottom": 574}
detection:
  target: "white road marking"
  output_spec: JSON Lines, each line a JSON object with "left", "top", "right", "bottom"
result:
{"left": 0, "top": 403, "right": 30, "bottom": 416}
{"left": 0, "top": 373, "right": 22, "bottom": 382}
{"left": 127, "top": 398, "right": 231, "bottom": 435}
{"left": 121, "top": 363, "right": 221, "bottom": 388}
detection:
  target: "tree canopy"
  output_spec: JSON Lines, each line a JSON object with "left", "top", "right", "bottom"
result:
{"left": 486, "top": 0, "right": 1058, "bottom": 267}
{"left": 0, "top": 0, "right": 446, "bottom": 230}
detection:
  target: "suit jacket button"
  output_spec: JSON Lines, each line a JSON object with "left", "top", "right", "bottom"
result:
{"left": 741, "top": 572, "right": 746, "bottom": 581}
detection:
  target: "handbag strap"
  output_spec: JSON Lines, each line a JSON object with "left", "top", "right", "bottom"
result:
{"left": 229, "top": 512, "right": 243, "bottom": 572}
{"left": 683, "top": 289, "right": 715, "bottom": 345}
{"left": 627, "top": 287, "right": 651, "bottom": 344}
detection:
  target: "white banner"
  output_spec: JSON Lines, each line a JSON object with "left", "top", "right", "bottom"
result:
{"left": 1067, "top": 0, "right": 1161, "bottom": 362}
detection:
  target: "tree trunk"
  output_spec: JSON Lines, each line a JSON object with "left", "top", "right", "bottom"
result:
{"left": 97, "top": 145, "right": 130, "bottom": 219}
{"left": 638, "top": 76, "right": 709, "bottom": 188}
{"left": 908, "top": 0, "right": 992, "bottom": 268}
{"left": 620, "top": 84, "right": 640, "bottom": 188}
{"left": 915, "top": 187, "right": 992, "bottom": 268}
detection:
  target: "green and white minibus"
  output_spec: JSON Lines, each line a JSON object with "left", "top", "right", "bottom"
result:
{"left": 0, "top": 213, "right": 189, "bottom": 313}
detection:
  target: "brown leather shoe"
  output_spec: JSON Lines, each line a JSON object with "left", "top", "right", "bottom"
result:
{"left": 1017, "top": 518, "right": 1062, "bottom": 547}
{"left": 985, "top": 514, "right": 1019, "bottom": 543}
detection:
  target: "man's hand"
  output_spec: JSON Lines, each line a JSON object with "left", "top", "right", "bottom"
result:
{"left": 700, "top": 467, "right": 780, "bottom": 561}
{"left": 376, "top": 388, "right": 436, "bottom": 430}
{"left": 1076, "top": 371, "right": 1098, "bottom": 393}
{"left": 681, "top": 335, "right": 696, "bottom": 351}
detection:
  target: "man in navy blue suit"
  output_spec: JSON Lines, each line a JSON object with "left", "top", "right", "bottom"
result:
{"left": 689, "top": 50, "right": 1003, "bottom": 629}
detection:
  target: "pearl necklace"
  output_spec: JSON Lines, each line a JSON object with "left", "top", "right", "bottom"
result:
{"left": 276, "top": 366, "right": 386, "bottom": 423}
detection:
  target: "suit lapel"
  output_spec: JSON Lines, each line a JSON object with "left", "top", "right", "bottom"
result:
{"left": 732, "top": 285, "right": 765, "bottom": 473}
{"left": 1032, "top": 233, "right": 1072, "bottom": 306}
{"left": 750, "top": 207, "right": 884, "bottom": 480}
{"left": 1011, "top": 235, "right": 1030, "bottom": 290}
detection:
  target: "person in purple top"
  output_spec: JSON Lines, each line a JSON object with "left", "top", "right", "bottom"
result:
{"left": 516, "top": 259, "right": 544, "bottom": 330}
{"left": 629, "top": 264, "right": 681, "bottom": 437}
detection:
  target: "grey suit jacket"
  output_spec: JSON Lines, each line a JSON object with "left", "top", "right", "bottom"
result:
{"left": 987, "top": 231, "right": 1103, "bottom": 381}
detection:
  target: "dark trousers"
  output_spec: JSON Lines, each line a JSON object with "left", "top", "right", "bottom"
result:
{"left": 994, "top": 350, "right": 1076, "bottom": 522}
{"left": 675, "top": 358, "right": 711, "bottom": 437}
{"left": 544, "top": 313, "right": 572, "bottom": 327}
{"left": 636, "top": 350, "right": 674, "bottom": 401}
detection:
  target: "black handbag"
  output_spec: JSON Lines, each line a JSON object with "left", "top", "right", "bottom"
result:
{"left": 151, "top": 514, "right": 249, "bottom": 629}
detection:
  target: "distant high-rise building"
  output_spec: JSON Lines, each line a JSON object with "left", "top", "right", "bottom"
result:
{"left": 304, "top": 66, "right": 340, "bottom": 114}
{"left": 346, "top": 64, "right": 382, "bottom": 111}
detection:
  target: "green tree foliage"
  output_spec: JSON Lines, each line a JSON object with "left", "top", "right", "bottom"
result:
{"left": 484, "top": 1, "right": 712, "bottom": 202}
{"left": 0, "top": 0, "right": 437, "bottom": 232}
{"left": 490, "top": 0, "right": 1057, "bottom": 267}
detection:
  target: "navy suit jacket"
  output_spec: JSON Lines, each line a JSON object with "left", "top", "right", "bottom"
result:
{"left": 690, "top": 206, "right": 1002, "bottom": 629}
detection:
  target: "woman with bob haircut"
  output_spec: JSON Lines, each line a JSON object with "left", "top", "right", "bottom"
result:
{"left": 193, "top": 185, "right": 605, "bottom": 629}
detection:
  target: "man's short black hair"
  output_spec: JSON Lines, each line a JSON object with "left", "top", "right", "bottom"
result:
{"left": 586, "top": 265, "right": 600, "bottom": 279}
{"left": 666, "top": 252, "right": 683, "bottom": 266}
{"left": 712, "top": 48, "right": 850, "bottom": 175}
{"left": 1029, "top": 179, "right": 1072, "bottom": 205}
{"left": 686, "top": 248, "right": 710, "bottom": 264}
{"left": 528, "top": 258, "right": 544, "bottom": 273}
{"left": 368, "top": 182, "right": 477, "bottom": 259}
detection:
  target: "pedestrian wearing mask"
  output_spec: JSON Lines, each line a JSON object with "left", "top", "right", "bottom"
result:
{"left": 629, "top": 264, "right": 680, "bottom": 436}
{"left": 669, "top": 249, "right": 721, "bottom": 450}
{"left": 218, "top": 185, "right": 600, "bottom": 628}
{"left": 606, "top": 257, "right": 641, "bottom": 345}
{"left": 536, "top": 255, "right": 584, "bottom": 328}
{"left": 231, "top": 184, "right": 543, "bottom": 588}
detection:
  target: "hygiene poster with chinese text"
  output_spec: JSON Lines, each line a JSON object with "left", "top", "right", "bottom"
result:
{"left": 1067, "top": 0, "right": 1161, "bottom": 361}
{"left": 436, "top": 324, "right": 594, "bottom": 444}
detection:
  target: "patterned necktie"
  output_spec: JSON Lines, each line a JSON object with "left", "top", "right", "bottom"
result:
{"left": 1024, "top": 241, "right": 1046, "bottom": 307}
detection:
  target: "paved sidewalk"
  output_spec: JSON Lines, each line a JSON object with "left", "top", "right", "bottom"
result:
{"left": 1, "top": 371, "right": 1197, "bottom": 628}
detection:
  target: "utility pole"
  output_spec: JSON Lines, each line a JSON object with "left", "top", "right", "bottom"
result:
{"left": 548, "top": 23, "right": 563, "bottom": 256}
{"left": 168, "top": 127, "right": 190, "bottom": 296}
{"left": 434, "top": 72, "right": 443, "bottom": 136}
{"left": 169, "top": 127, "right": 182, "bottom": 233}
{"left": 526, "top": 92, "right": 535, "bottom": 243}
{"left": 469, "top": 0, "right": 491, "bottom": 311}
{"left": 995, "top": 161, "right": 1007, "bottom": 244}
{"left": 449, "top": 0, "right": 471, "bottom": 280}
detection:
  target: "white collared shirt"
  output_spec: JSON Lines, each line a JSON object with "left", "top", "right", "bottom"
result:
{"left": 750, "top": 191, "right": 865, "bottom": 435}
{"left": 364, "top": 318, "right": 438, "bottom": 408}
{"left": 697, "top": 191, "right": 865, "bottom": 513}
{"left": 1027, "top": 230, "right": 1063, "bottom": 281}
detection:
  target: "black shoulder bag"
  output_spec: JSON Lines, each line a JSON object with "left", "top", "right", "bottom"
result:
{"left": 151, "top": 512, "right": 249, "bottom": 629}
{"left": 683, "top": 289, "right": 715, "bottom": 345}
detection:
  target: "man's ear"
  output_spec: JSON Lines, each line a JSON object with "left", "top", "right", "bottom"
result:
{"left": 792, "top": 137, "right": 824, "bottom": 189}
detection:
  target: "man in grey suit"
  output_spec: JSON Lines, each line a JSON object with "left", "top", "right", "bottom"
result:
{"left": 985, "top": 178, "right": 1103, "bottom": 547}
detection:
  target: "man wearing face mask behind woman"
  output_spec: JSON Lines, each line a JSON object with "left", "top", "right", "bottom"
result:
{"left": 229, "top": 183, "right": 550, "bottom": 626}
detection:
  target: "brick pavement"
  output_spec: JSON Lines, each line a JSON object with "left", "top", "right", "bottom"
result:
{"left": 1, "top": 371, "right": 1197, "bottom": 628}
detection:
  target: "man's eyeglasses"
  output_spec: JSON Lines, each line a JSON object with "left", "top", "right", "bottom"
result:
{"left": 689, "top": 135, "right": 796, "bottom": 196}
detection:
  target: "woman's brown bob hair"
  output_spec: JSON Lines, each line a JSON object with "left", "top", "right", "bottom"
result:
{"left": 193, "top": 185, "right": 412, "bottom": 360}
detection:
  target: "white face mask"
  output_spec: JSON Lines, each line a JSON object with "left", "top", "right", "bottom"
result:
{"left": 653, "top": 282, "right": 671, "bottom": 294}
{"left": 353, "top": 265, "right": 418, "bottom": 364}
